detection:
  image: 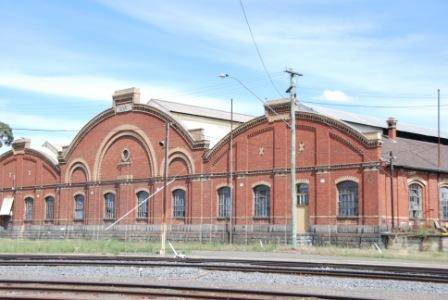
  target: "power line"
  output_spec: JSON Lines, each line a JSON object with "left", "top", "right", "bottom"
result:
{"left": 302, "top": 100, "right": 448, "bottom": 109}
{"left": 238, "top": 0, "right": 284, "bottom": 98}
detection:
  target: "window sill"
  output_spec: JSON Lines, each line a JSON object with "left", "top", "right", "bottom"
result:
{"left": 173, "top": 217, "right": 185, "bottom": 220}
{"left": 103, "top": 218, "right": 116, "bottom": 222}
{"left": 217, "top": 217, "right": 230, "bottom": 221}
{"left": 337, "top": 216, "right": 359, "bottom": 220}
{"left": 253, "top": 216, "right": 270, "bottom": 220}
{"left": 44, "top": 219, "right": 54, "bottom": 223}
{"left": 24, "top": 220, "right": 33, "bottom": 224}
{"left": 136, "top": 217, "right": 148, "bottom": 221}
{"left": 73, "top": 218, "right": 84, "bottom": 222}
{"left": 409, "top": 218, "right": 424, "bottom": 222}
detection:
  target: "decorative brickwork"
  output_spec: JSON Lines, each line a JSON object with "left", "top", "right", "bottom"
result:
{"left": 0, "top": 92, "right": 445, "bottom": 238}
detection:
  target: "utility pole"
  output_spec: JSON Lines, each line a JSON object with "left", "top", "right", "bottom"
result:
{"left": 285, "top": 68, "right": 302, "bottom": 248}
{"left": 160, "top": 121, "right": 170, "bottom": 255}
{"left": 389, "top": 151, "right": 395, "bottom": 230}
{"left": 229, "top": 98, "right": 234, "bottom": 244}
{"left": 438, "top": 89, "right": 441, "bottom": 170}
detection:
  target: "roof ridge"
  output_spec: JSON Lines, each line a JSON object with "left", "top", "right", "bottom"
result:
{"left": 148, "top": 98, "right": 255, "bottom": 117}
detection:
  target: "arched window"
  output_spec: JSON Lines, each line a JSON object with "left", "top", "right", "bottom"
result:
{"left": 254, "top": 185, "right": 270, "bottom": 218}
{"left": 337, "top": 181, "right": 358, "bottom": 217}
{"left": 24, "top": 197, "right": 33, "bottom": 221}
{"left": 297, "top": 183, "right": 309, "bottom": 205}
{"left": 441, "top": 187, "right": 448, "bottom": 219}
{"left": 173, "top": 189, "right": 186, "bottom": 218}
{"left": 104, "top": 192, "right": 116, "bottom": 220}
{"left": 218, "top": 187, "right": 231, "bottom": 218}
{"left": 137, "top": 191, "right": 149, "bottom": 219}
{"left": 45, "top": 196, "right": 55, "bottom": 221}
{"left": 409, "top": 183, "right": 423, "bottom": 219}
{"left": 74, "top": 194, "right": 85, "bottom": 220}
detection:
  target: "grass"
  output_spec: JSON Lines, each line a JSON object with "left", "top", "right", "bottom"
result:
{"left": 0, "top": 238, "right": 447, "bottom": 262}
{"left": 295, "top": 245, "right": 448, "bottom": 262}
{"left": 0, "top": 238, "right": 290, "bottom": 255}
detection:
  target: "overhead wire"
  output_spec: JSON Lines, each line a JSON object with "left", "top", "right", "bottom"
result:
{"left": 301, "top": 100, "right": 448, "bottom": 109}
{"left": 238, "top": 0, "right": 285, "bottom": 98}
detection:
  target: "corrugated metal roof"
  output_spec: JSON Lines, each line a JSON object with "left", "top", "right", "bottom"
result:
{"left": 32, "top": 144, "right": 58, "bottom": 165}
{"left": 147, "top": 99, "right": 254, "bottom": 123}
{"left": 382, "top": 136, "right": 448, "bottom": 172}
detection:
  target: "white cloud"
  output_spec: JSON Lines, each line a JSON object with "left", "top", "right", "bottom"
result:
{"left": 0, "top": 111, "right": 84, "bottom": 131}
{"left": 0, "top": 73, "right": 129, "bottom": 101}
{"left": 322, "top": 90, "right": 351, "bottom": 102}
{"left": 0, "top": 72, "right": 252, "bottom": 112}
{"left": 95, "top": 0, "right": 448, "bottom": 99}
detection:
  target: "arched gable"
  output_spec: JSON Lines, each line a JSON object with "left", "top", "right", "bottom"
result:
{"left": 0, "top": 149, "right": 60, "bottom": 188}
{"left": 0, "top": 149, "right": 59, "bottom": 177}
{"left": 204, "top": 111, "right": 381, "bottom": 162}
{"left": 61, "top": 104, "right": 208, "bottom": 164}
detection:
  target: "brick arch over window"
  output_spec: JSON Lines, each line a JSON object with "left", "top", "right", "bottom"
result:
{"left": 335, "top": 176, "right": 360, "bottom": 185}
{"left": 93, "top": 125, "right": 157, "bottom": 180}
{"left": 407, "top": 177, "right": 427, "bottom": 187}
{"left": 161, "top": 148, "right": 195, "bottom": 176}
{"left": 66, "top": 159, "right": 91, "bottom": 183}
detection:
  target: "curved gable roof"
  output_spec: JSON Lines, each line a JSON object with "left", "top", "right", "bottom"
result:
{"left": 61, "top": 103, "right": 209, "bottom": 163}
{"left": 204, "top": 111, "right": 381, "bottom": 162}
{"left": 0, "top": 148, "right": 60, "bottom": 175}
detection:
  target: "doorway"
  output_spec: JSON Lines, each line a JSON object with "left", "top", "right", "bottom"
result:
{"left": 296, "top": 183, "right": 310, "bottom": 233}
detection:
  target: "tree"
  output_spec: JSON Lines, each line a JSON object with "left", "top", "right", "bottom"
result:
{"left": 0, "top": 121, "right": 13, "bottom": 147}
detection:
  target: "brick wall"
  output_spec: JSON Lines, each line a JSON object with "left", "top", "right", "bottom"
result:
{"left": 0, "top": 97, "right": 445, "bottom": 236}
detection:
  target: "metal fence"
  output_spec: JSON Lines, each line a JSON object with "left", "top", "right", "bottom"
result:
{"left": 0, "top": 216, "right": 386, "bottom": 248}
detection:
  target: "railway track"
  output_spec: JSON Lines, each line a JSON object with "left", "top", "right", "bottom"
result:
{"left": 0, "top": 254, "right": 447, "bottom": 284}
{"left": 0, "top": 279, "right": 371, "bottom": 299}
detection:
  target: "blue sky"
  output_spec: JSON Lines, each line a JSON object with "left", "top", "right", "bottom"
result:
{"left": 0, "top": 0, "right": 447, "bottom": 150}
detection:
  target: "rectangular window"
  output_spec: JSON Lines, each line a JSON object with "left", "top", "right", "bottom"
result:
{"left": 297, "top": 184, "right": 309, "bottom": 206}
{"left": 409, "top": 184, "right": 423, "bottom": 219}
{"left": 218, "top": 187, "right": 231, "bottom": 218}
{"left": 337, "top": 181, "right": 358, "bottom": 217}
{"left": 137, "top": 191, "right": 149, "bottom": 219}
{"left": 104, "top": 193, "right": 116, "bottom": 220}
{"left": 254, "top": 185, "right": 270, "bottom": 218}
{"left": 173, "top": 190, "right": 186, "bottom": 218}
{"left": 24, "top": 198, "right": 33, "bottom": 221}
{"left": 440, "top": 187, "right": 448, "bottom": 219}
{"left": 74, "top": 195, "right": 84, "bottom": 220}
{"left": 45, "top": 197, "right": 55, "bottom": 220}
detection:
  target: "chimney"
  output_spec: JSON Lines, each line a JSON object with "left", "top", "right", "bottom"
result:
{"left": 11, "top": 138, "right": 31, "bottom": 155}
{"left": 188, "top": 128, "right": 205, "bottom": 141}
{"left": 387, "top": 117, "right": 397, "bottom": 140}
{"left": 113, "top": 87, "right": 140, "bottom": 113}
{"left": 264, "top": 98, "right": 290, "bottom": 122}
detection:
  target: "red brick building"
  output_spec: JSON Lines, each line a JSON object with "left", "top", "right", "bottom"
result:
{"left": 0, "top": 88, "right": 447, "bottom": 242}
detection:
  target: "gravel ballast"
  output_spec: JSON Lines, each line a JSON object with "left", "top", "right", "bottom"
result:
{"left": 0, "top": 265, "right": 447, "bottom": 299}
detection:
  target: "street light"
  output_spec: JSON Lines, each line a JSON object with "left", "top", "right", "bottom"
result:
{"left": 218, "top": 73, "right": 265, "bottom": 103}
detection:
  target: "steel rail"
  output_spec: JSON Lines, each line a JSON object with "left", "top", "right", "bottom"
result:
{"left": 0, "top": 254, "right": 447, "bottom": 276}
{"left": 0, "top": 279, "right": 372, "bottom": 300}
{"left": 0, "top": 254, "right": 447, "bottom": 284}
